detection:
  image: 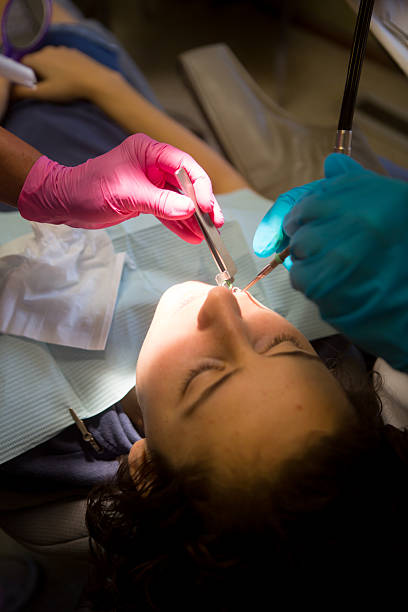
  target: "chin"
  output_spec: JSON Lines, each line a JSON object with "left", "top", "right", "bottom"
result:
{"left": 158, "top": 281, "right": 214, "bottom": 313}
{"left": 161, "top": 281, "right": 213, "bottom": 299}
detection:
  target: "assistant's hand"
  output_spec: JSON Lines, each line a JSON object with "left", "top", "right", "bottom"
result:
{"left": 284, "top": 153, "right": 408, "bottom": 371}
{"left": 17, "top": 133, "right": 223, "bottom": 243}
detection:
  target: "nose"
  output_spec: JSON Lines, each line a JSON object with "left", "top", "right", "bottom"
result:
{"left": 197, "top": 286, "right": 250, "bottom": 349}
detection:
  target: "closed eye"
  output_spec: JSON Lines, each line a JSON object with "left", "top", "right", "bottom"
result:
{"left": 260, "top": 333, "right": 303, "bottom": 353}
{"left": 181, "top": 362, "right": 225, "bottom": 396}
{"left": 181, "top": 334, "right": 302, "bottom": 396}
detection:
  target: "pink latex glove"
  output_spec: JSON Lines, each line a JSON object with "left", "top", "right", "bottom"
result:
{"left": 17, "top": 133, "right": 224, "bottom": 243}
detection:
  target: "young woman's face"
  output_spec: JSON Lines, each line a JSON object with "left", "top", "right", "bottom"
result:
{"left": 133, "top": 282, "right": 353, "bottom": 474}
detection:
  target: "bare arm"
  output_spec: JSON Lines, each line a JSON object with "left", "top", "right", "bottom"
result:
{"left": 0, "top": 61, "right": 36, "bottom": 208}
{"left": 86, "top": 74, "right": 248, "bottom": 195}
{"left": 13, "top": 47, "right": 250, "bottom": 195}
{"left": 0, "top": 75, "right": 11, "bottom": 122}
{"left": 0, "top": 126, "right": 41, "bottom": 207}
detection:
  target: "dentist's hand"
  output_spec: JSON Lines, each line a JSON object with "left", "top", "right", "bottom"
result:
{"left": 17, "top": 133, "right": 223, "bottom": 243}
{"left": 283, "top": 153, "right": 408, "bottom": 371}
{"left": 253, "top": 180, "right": 323, "bottom": 268}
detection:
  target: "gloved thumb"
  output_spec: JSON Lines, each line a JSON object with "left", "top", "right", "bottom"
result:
{"left": 253, "top": 196, "right": 292, "bottom": 257}
{"left": 324, "top": 153, "right": 363, "bottom": 178}
{"left": 254, "top": 180, "right": 323, "bottom": 257}
{"left": 146, "top": 187, "right": 196, "bottom": 220}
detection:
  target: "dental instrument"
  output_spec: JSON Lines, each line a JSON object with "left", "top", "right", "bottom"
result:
{"left": 69, "top": 408, "right": 102, "bottom": 453}
{"left": 241, "top": 246, "right": 291, "bottom": 293}
{"left": 334, "top": 0, "right": 374, "bottom": 155}
{"left": 174, "top": 167, "right": 237, "bottom": 288}
{"left": 246, "top": 0, "right": 374, "bottom": 291}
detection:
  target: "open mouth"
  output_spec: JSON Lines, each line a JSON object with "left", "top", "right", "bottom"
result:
{"left": 237, "top": 289, "right": 271, "bottom": 311}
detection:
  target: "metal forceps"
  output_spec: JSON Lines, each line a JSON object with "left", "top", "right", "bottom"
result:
{"left": 174, "top": 167, "right": 237, "bottom": 288}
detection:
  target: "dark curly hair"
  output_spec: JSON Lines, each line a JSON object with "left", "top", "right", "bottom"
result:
{"left": 85, "top": 348, "right": 408, "bottom": 611}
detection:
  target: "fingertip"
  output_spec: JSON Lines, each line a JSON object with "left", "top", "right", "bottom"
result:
{"left": 213, "top": 211, "right": 224, "bottom": 228}
{"left": 191, "top": 175, "right": 213, "bottom": 207}
{"left": 162, "top": 192, "right": 196, "bottom": 219}
{"left": 186, "top": 234, "right": 204, "bottom": 245}
{"left": 253, "top": 235, "right": 289, "bottom": 258}
{"left": 196, "top": 193, "right": 213, "bottom": 214}
{"left": 324, "top": 153, "right": 362, "bottom": 178}
{"left": 159, "top": 217, "right": 203, "bottom": 243}
{"left": 253, "top": 232, "right": 278, "bottom": 258}
{"left": 253, "top": 232, "right": 276, "bottom": 258}
{"left": 208, "top": 195, "right": 224, "bottom": 227}
{"left": 252, "top": 198, "right": 292, "bottom": 256}
{"left": 282, "top": 255, "right": 293, "bottom": 271}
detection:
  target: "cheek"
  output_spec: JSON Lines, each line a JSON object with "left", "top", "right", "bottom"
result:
{"left": 135, "top": 371, "right": 173, "bottom": 445}
{"left": 139, "top": 302, "right": 200, "bottom": 365}
{"left": 136, "top": 332, "right": 190, "bottom": 412}
{"left": 141, "top": 398, "right": 179, "bottom": 458}
{"left": 137, "top": 321, "right": 184, "bottom": 376}
{"left": 248, "top": 309, "right": 302, "bottom": 336}
{"left": 136, "top": 343, "right": 169, "bottom": 395}
{"left": 263, "top": 313, "right": 313, "bottom": 347}
{"left": 251, "top": 314, "right": 314, "bottom": 353}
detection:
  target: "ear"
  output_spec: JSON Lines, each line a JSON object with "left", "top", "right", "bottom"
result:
{"left": 128, "top": 439, "right": 149, "bottom": 483}
{"left": 121, "top": 387, "right": 145, "bottom": 436}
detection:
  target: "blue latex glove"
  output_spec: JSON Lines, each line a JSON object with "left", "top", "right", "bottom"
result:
{"left": 282, "top": 153, "right": 408, "bottom": 372}
{"left": 253, "top": 180, "right": 323, "bottom": 270}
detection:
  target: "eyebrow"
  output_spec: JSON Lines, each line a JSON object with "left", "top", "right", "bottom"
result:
{"left": 182, "top": 350, "right": 323, "bottom": 418}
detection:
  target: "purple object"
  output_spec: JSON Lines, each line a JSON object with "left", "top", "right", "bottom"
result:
{"left": 2, "top": 0, "right": 52, "bottom": 60}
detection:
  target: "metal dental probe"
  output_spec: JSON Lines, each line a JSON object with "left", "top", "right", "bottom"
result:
{"left": 241, "top": 246, "right": 291, "bottom": 293}
{"left": 174, "top": 167, "right": 237, "bottom": 288}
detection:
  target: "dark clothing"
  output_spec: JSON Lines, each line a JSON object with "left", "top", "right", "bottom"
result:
{"left": 0, "top": 403, "right": 140, "bottom": 492}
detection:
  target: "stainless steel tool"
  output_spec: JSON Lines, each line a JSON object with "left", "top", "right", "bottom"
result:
{"left": 241, "top": 246, "right": 291, "bottom": 293}
{"left": 175, "top": 167, "right": 237, "bottom": 288}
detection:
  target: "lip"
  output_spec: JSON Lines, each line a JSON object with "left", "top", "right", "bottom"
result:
{"left": 236, "top": 289, "right": 271, "bottom": 312}
{"left": 159, "top": 283, "right": 272, "bottom": 319}
{"left": 176, "top": 286, "right": 271, "bottom": 313}
{"left": 160, "top": 281, "right": 213, "bottom": 313}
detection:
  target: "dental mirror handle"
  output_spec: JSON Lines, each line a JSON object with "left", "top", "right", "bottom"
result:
{"left": 334, "top": 0, "right": 374, "bottom": 155}
{"left": 174, "top": 167, "right": 236, "bottom": 286}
